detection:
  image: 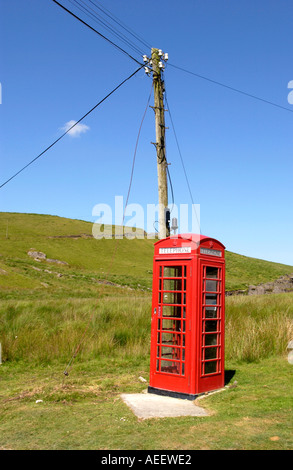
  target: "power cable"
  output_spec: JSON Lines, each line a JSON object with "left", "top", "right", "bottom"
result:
{"left": 51, "top": 0, "right": 143, "bottom": 66}
{"left": 164, "top": 92, "right": 201, "bottom": 234}
{"left": 167, "top": 165, "right": 174, "bottom": 212}
{"left": 168, "top": 62, "right": 293, "bottom": 114}
{"left": 63, "top": 83, "right": 153, "bottom": 377}
{"left": 68, "top": 0, "right": 145, "bottom": 57}
{"left": 88, "top": 0, "right": 152, "bottom": 50}
{"left": 0, "top": 65, "right": 144, "bottom": 190}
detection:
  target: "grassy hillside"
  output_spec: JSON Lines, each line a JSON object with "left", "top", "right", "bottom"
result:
{"left": 0, "top": 212, "right": 292, "bottom": 294}
{"left": 1, "top": 212, "right": 293, "bottom": 451}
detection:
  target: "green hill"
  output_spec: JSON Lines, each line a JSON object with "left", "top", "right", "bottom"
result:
{"left": 0, "top": 212, "right": 292, "bottom": 294}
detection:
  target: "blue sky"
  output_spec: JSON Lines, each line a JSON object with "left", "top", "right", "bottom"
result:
{"left": 1, "top": 0, "right": 293, "bottom": 265}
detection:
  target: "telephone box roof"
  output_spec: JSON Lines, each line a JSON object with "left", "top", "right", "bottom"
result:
{"left": 154, "top": 233, "right": 226, "bottom": 250}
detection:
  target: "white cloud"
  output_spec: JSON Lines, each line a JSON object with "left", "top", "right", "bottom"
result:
{"left": 62, "top": 120, "right": 90, "bottom": 137}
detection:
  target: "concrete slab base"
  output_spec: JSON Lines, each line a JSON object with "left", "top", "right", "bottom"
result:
{"left": 120, "top": 392, "right": 209, "bottom": 419}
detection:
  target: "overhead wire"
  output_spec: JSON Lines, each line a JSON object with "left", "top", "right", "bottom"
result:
{"left": 168, "top": 62, "right": 293, "bottom": 114}
{"left": 67, "top": 0, "right": 145, "bottom": 57}
{"left": 159, "top": 69, "right": 175, "bottom": 215}
{"left": 164, "top": 88, "right": 201, "bottom": 234}
{"left": 0, "top": 65, "right": 144, "bottom": 190}
{"left": 51, "top": 0, "right": 143, "bottom": 65}
{"left": 63, "top": 83, "right": 153, "bottom": 377}
{"left": 88, "top": 0, "right": 152, "bottom": 50}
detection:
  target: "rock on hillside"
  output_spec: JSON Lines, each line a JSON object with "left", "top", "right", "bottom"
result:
{"left": 27, "top": 249, "right": 68, "bottom": 266}
{"left": 248, "top": 273, "right": 293, "bottom": 295}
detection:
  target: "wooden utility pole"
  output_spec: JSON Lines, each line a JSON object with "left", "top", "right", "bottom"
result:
{"left": 151, "top": 48, "right": 170, "bottom": 239}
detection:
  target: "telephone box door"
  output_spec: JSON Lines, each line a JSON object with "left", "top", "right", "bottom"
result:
{"left": 149, "top": 260, "right": 192, "bottom": 395}
{"left": 198, "top": 260, "right": 225, "bottom": 393}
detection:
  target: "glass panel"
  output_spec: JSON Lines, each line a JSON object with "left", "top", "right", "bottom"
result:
{"left": 182, "top": 363, "right": 185, "bottom": 375}
{"left": 204, "top": 361, "right": 217, "bottom": 374}
{"left": 205, "top": 320, "right": 218, "bottom": 332}
{"left": 204, "top": 347, "right": 217, "bottom": 360}
{"left": 205, "top": 307, "right": 217, "bottom": 318}
{"left": 164, "top": 266, "right": 182, "bottom": 277}
{"left": 162, "top": 305, "right": 181, "bottom": 318}
{"left": 160, "top": 360, "right": 180, "bottom": 374}
{"left": 163, "top": 279, "right": 182, "bottom": 291}
{"left": 205, "top": 333, "right": 218, "bottom": 346}
{"left": 161, "top": 332, "right": 181, "bottom": 346}
{"left": 161, "top": 346, "right": 180, "bottom": 360}
{"left": 163, "top": 292, "right": 182, "bottom": 304}
{"left": 182, "top": 348, "right": 185, "bottom": 361}
{"left": 162, "top": 319, "right": 181, "bottom": 331}
{"left": 184, "top": 266, "right": 187, "bottom": 277}
{"left": 206, "top": 280, "right": 218, "bottom": 292}
{"left": 156, "top": 360, "right": 160, "bottom": 371}
{"left": 206, "top": 267, "right": 218, "bottom": 278}
{"left": 205, "top": 294, "right": 217, "bottom": 305}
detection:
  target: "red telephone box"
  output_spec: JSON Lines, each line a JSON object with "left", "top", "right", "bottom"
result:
{"left": 148, "top": 234, "right": 225, "bottom": 400}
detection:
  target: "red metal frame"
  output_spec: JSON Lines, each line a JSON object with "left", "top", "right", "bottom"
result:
{"left": 149, "top": 234, "right": 225, "bottom": 399}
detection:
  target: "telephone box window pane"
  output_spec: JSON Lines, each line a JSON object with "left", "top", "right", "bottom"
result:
{"left": 205, "top": 334, "right": 217, "bottom": 346}
{"left": 161, "top": 360, "right": 180, "bottom": 375}
{"left": 164, "top": 266, "right": 182, "bottom": 277}
{"left": 159, "top": 266, "right": 162, "bottom": 277}
{"left": 184, "top": 266, "right": 187, "bottom": 277}
{"left": 204, "top": 347, "right": 217, "bottom": 360}
{"left": 204, "top": 361, "right": 217, "bottom": 374}
{"left": 162, "top": 319, "right": 181, "bottom": 331}
{"left": 205, "top": 307, "right": 217, "bottom": 318}
{"left": 182, "top": 349, "right": 185, "bottom": 361}
{"left": 161, "top": 332, "right": 181, "bottom": 346}
{"left": 156, "top": 360, "right": 160, "bottom": 371}
{"left": 161, "top": 346, "right": 180, "bottom": 360}
{"left": 205, "top": 294, "right": 217, "bottom": 305}
{"left": 206, "top": 267, "right": 218, "bottom": 278}
{"left": 206, "top": 280, "right": 218, "bottom": 292}
{"left": 163, "top": 292, "right": 182, "bottom": 304}
{"left": 162, "top": 305, "right": 181, "bottom": 318}
{"left": 182, "top": 363, "right": 185, "bottom": 375}
{"left": 163, "top": 279, "right": 182, "bottom": 291}
{"left": 205, "top": 320, "right": 218, "bottom": 332}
